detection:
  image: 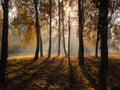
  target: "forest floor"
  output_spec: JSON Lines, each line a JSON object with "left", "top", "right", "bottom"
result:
{"left": 2, "top": 54, "right": 120, "bottom": 90}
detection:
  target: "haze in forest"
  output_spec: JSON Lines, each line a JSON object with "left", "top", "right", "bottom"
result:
{"left": 0, "top": 0, "right": 120, "bottom": 58}
{"left": 0, "top": 0, "right": 120, "bottom": 89}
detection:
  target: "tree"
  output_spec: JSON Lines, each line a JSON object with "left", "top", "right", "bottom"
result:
{"left": 98, "top": 0, "right": 109, "bottom": 90}
{"left": 33, "top": 0, "right": 44, "bottom": 60}
{"left": 58, "top": 0, "right": 61, "bottom": 56}
{"left": 94, "top": 0, "right": 120, "bottom": 58}
{"left": 0, "top": 0, "right": 9, "bottom": 83}
{"left": 11, "top": 0, "right": 44, "bottom": 59}
{"left": 95, "top": 27, "right": 100, "bottom": 58}
{"left": 34, "top": 0, "right": 40, "bottom": 60}
{"left": 39, "top": 1, "right": 43, "bottom": 58}
{"left": 78, "top": 0, "right": 84, "bottom": 65}
{"left": 93, "top": 0, "right": 100, "bottom": 58}
{"left": 68, "top": 0, "right": 71, "bottom": 60}
{"left": 62, "top": 0, "right": 67, "bottom": 57}
{"left": 48, "top": 0, "right": 52, "bottom": 58}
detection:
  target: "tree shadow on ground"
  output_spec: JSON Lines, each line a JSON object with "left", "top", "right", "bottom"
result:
{"left": 107, "top": 58, "right": 120, "bottom": 89}
{"left": 111, "top": 86, "right": 120, "bottom": 90}
{"left": 68, "top": 57, "right": 77, "bottom": 89}
{"left": 80, "top": 64, "right": 99, "bottom": 90}
{"left": 7, "top": 58, "right": 36, "bottom": 74}
{"left": 43, "top": 57, "right": 65, "bottom": 90}
{"left": 7, "top": 56, "right": 69, "bottom": 89}
{"left": 6, "top": 56, "right": 120, "bottom": 89}
{"left": 20, "top": 57, "right": 58, "bottom": 87}
{"left": 84, "top": 57, "right": 120, "bottom": 90}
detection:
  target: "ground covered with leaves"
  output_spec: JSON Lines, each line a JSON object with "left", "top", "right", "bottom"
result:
{"left": 3, "top": 54, "right": 120, "bottom": 90}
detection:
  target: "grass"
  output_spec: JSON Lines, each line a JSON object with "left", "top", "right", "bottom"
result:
{"left": 2, "top": 54, "right": 120, "bottom": 90}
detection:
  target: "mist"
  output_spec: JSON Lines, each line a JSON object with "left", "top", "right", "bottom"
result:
{"left": 5, "top": 25, "right": 119, "bottom": 58}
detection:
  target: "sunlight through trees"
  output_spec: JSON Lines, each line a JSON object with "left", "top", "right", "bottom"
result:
{"left": 0, "top": 0, "right": 120, "bottom": 89}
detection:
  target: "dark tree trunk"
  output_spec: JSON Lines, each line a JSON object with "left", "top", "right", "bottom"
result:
{"left": 95, "top": 29, "right": 100, "bottom": 58}
{"left": 48, "top": 0, "right": 52, "bottom": 58}
{"left": 58, "top": 0, "right": 61, "bottom": 56}
{"left": 78, "top": 0, "right": 84, "bottom": 65}
{"left": 39, "top": 4, "right": 43, "bottom": 57}
{"left": 34, "top": 0, "right": 40, "bottom": 60}
{"left": 39, "top": 26, "right": 43, "bottom": 57}
{"left": 0, "top": 0, "right": 9, "bottom": 83}
{"left": 68, "top": 12, "right": 71, "bottom": 60}
{"left": 98, "top": 0, "right": 109, "bottom": 90}
{"left": 62, "top": 0, "right": 67, "bottom": 57}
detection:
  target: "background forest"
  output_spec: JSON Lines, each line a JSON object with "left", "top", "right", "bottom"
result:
{"left": 0, "top": 0, "right": 119, "bottom": 56}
